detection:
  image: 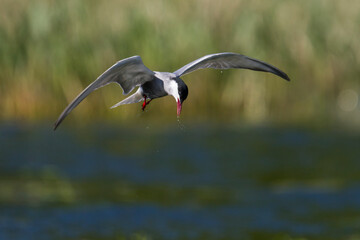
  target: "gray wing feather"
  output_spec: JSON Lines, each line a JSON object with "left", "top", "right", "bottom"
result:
{"left": 54, "top": 56, "right": 154, "bottom": 130}
{"left": 110, "top": 89, "right": 144, "bottom": 109}
{"left": 173, "top": 52, "right": 290, "bottom": 81}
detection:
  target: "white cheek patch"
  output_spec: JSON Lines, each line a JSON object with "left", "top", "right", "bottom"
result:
{"left": 164, "top": 80, "right": 180, "bottom": 101}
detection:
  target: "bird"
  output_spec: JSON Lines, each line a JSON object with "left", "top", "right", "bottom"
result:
{"left": 54, "top": 52, "right": 290, "bottom": 130}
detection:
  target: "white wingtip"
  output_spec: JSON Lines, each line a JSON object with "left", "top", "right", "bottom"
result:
{"left": 110, "top": 90, "right": 145, "bottom": 109}
{"left": 110, "top": 102, "right": 124, "bottom": 109}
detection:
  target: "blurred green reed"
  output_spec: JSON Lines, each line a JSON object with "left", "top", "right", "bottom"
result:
{"left": 0, "top": 0, "right": 359, "bottom": 126}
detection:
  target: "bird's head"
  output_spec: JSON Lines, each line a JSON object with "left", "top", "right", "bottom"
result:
{"left": 177, "top": 80, "right": 188, "bottom": 116}
{"left": 168, "top": 77, "right": 188, "bottom": 116}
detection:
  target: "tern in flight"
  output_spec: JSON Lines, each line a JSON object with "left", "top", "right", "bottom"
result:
{"left": 54, "top": 52, "right": 290, "bottom": 130}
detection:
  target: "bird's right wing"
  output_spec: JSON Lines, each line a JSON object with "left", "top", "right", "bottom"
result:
{"left": 54, "top": 56, "right": 154, "bottom": 130}
{"left": 173, "top": 52, "right": 290, "bottom": 81}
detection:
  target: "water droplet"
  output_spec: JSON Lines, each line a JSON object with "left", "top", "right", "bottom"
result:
{"left": 177, "top": 117, "right": 186, "bottom": 131}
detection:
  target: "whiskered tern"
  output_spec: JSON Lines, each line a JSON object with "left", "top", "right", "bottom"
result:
{"left": 54, "top": 52, "right": 290, "bottom": 130}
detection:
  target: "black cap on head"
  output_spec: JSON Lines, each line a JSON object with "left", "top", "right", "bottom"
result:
{"left": 179, "top": 84, "right": 188, "bottom": 103}
{"left": 175, "top": 78, "right": 188, "bottom": 103}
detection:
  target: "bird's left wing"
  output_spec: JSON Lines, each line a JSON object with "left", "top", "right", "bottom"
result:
{"left": 173, "top": 52, "right": 290, "bottom": 81}
{"left": 54, "top": 56, "right": 154, "bottom": 130}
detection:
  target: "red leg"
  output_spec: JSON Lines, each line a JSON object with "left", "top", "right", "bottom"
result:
{"left": 142, "top": 96, "right": 153, "bottom": 111}
{"left": 142, "top": 96, "right": 147, "bottom": 111}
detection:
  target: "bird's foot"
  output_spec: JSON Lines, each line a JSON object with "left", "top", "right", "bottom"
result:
{"left": 142, "top": 98, "right": 146, "bottom": 111}
{"left": 142, "top": 97, "right": 152, "bottom": 111}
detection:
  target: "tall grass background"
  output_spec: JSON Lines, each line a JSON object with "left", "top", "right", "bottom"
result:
{"left": 1, "top": 0, "right": 359, "bottom": 127}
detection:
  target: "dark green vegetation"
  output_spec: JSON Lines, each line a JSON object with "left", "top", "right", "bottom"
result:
{"left": 0, "top": 0, "right": 359, "bottom": 126}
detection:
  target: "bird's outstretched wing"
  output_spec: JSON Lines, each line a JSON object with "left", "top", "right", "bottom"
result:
{"left": 173, "top": 52, "right": 290, "bottom": 81}
{"left": 54, "top": 56, "right": 154, "bottom": 130}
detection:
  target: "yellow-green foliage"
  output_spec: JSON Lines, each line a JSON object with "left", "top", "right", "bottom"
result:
{"left": 0, "top": 0, "right": 359, "bottom": 125}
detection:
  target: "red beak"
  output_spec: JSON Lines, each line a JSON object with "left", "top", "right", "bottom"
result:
{"left": 177, "top": 99, "right": 182, "bottom": 116}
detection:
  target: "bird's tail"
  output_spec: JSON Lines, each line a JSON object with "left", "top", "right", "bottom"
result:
{"left": 110, "top": 89, "right": 144, "bottom": 109}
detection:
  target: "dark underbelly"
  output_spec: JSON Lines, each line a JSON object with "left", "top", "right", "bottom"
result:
{"left": 141, "top": 78, "right": 167, "bottom": 99}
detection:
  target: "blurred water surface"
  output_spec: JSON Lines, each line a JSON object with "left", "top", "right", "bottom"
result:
{"left": 1, "top": 123, "right": 360, "bottom": 239}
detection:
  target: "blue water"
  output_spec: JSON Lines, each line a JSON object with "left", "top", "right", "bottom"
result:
{"left": 0, "top": 123, "right": 360, "bottom": 239}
